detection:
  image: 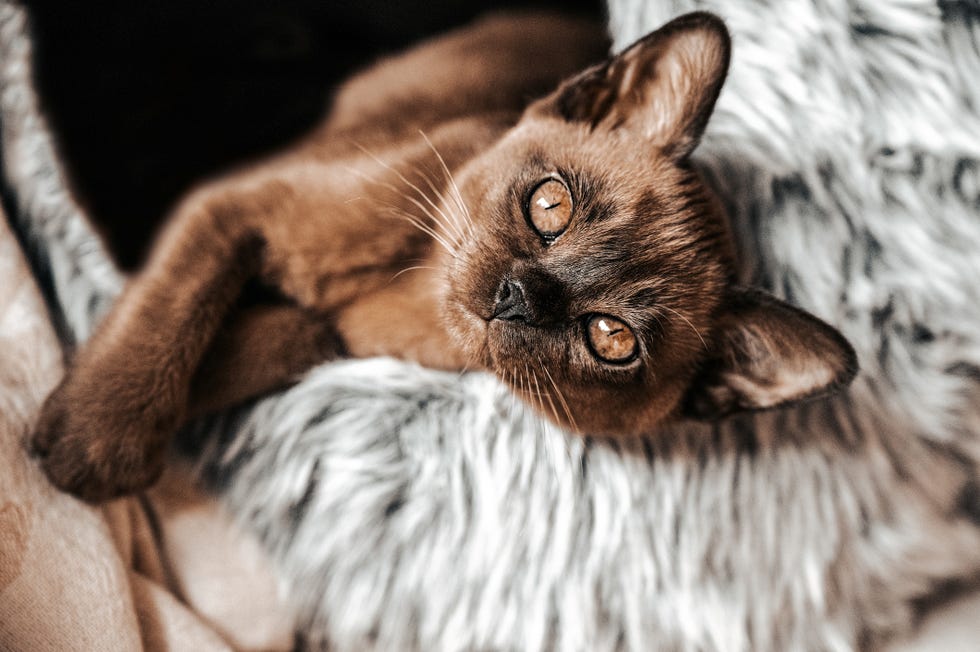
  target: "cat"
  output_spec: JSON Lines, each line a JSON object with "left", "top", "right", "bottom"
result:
{"left": 31, "top": 11, "right": 857, "bottom": 502}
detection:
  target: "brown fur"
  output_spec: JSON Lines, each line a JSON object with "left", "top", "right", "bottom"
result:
{"left": 31, "top": 12, "right": 857, "bottom": 502}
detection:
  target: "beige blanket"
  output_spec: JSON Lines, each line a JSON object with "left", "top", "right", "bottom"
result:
{"left": 0, "top": 208, "right": 293, "bottom": 651}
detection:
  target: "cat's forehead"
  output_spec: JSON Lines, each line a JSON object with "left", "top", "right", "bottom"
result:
{"left": 502, "top": 119, "right": 679, "bottom": 176}
{"left": 486, "top": 122, "right": 694, "bottom": 217}
{"left": 497, "top": 141, "right": 720, "bottom": 247}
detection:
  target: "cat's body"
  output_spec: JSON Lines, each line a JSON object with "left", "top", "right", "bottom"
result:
{"left": 32, "top": 11, "right": 857, "bottom": 501}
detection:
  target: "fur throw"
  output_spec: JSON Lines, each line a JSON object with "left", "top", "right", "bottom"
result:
{"left": 3, "top": 0, "right": 980, "bottom": 649}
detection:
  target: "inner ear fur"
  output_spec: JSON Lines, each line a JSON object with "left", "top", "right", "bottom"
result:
{"left": 530, "top": 11, "right": 731, "bottom": 161}
{"left": 682, "top": 288, "right": 859, "bottom": 420}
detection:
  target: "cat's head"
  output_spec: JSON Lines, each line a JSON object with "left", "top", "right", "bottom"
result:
{"left": 442, "top": 12, "right": 857, "bottom": 436}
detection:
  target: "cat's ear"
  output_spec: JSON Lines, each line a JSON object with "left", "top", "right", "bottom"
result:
{"left": 531, "top": 12, "right": 730, "bottom": 161}
{"left": 682, "top": 289, "right": 858, "bottom": 420}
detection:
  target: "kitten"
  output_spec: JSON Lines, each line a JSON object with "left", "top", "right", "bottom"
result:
{"left": 31, "top": 11, "right": 857, "bottom": 502}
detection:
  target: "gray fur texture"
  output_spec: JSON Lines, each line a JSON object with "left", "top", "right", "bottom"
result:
{"left": 3, "top": 0, "right": 980, "bottom": 649}
{"left": 0, "top": 3, "right": 120, "bottom": 345}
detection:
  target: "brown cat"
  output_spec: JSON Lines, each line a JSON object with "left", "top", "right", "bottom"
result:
{"left": 31, "top": 11, "right": 857, "bottom": 502}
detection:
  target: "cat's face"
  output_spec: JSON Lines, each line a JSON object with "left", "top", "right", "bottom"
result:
{"left": 443, "top": 13, "right": 857, "bottom": 436}
{"left": 445, "top": 124, "right": 734, "bottom": 434}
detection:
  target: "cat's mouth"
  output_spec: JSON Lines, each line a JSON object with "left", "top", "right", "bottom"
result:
{"left": 483, "top": 318, "right": 541, "bottom": 370}
{"left": 445, "top": 297, "right": 535, "bottom": 372}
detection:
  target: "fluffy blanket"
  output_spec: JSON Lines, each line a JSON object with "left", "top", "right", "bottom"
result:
{"left": 0, "top": 3, "right": 292, "bottom": 650}
{"left": 0, "top": 183, "right": 294, "bottom": 651}
{"left": 4, "top": 0, "right": 980, "bottom": 650}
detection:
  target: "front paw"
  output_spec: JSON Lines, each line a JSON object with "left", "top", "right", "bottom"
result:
{"left": 30, "top": 377, "right": 177, "bottom": 503}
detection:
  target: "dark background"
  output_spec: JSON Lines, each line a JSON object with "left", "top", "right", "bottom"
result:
{"left": 25, "top": 0, "right": 604, "bottom": 269}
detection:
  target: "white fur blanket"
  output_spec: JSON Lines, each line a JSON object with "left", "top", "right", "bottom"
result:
{"left": 0, "top": 122, "right": 292, "bottom": 652}
{"left": 4, "top": 0, "right": 980, "bottom": 650}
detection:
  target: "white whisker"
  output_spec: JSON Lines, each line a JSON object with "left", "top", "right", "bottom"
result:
{"left": 365, "top": 198, "right": 458, "bottom": 255}
{"left": 525, "top": 362, "right": 546, "bottom": 420}
{"left": 342, "top": 164, "right": 460, "bottom": 254}
{"left": 659, "top": 305, "right": 708, "bottom": 350}
{"left": 531, "top": 365, "right": 560, "bottom": 428}
{"left": 507, "top": 366, "right": 522, "bottom": 424}
{"left": 348, "top": 139, "right": 464, "bottom": 246}
{"left": 411, "top": 160, "right": 469, "bottom": 244}
{"left": 540, "top": 360, "right": 578, "bottom": 433}
{"left": 389, "top": 265, "right": 437, "bottom": 282}
{"left": 385, "top": 207, "right": 458, "bottom": 255}
{"left": 514, "top": 369, "right": 527, "bottom": 416}
{"left": 418, "top": 129, "right": 475, "bottom": 238}
{"left": 404, "top": 159, "right": 467, "bottom": 245}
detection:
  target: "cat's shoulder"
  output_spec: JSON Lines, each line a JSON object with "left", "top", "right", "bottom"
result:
{"left": 324, "top": 12, "right": 608, "bottom": 138}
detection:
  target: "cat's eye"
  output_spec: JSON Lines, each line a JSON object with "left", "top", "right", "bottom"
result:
{"left": 527, "top": 178, "right": 573, "bottom": 239}
{"left": 585, "top": 315, "right": 638, "bottom": 363}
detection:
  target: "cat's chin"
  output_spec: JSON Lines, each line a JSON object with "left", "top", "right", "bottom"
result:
{"left": 445, "top": 305, "right": 544, "bottom": 376}
{"left": 442, "top": 300, "right": 494, "bottom": 371}
{"left": 481, "top": 320, "right": 541, "bottom": 375}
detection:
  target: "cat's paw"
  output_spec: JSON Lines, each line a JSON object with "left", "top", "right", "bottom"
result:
{"left": 30, "top": 375, "right": 176, "bottom": 503}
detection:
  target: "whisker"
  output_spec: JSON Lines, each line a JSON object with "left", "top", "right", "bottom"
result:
{"left": 402, "top": 159, "right": 467, "bottom": 245}
{"left": 342, "top": 164, "right": 460, "bottom": 254}
{"left": 383, "top": 206, "right": 458, "bottom": 255}
{"left": 455, "top": 360, "right": 473, "bottom": 381}
{"left": 526, "top": 362, "right": 540, "bottom": 409}
{"left": 340, "top": 179, "right": 457, "bottom": 256}
{"left": 418, "top": 130, "right": 475, "bottom": 238}
{"left": 515, "top": 365, "right": 524, "bottom": 400}
{"left": 523, "top": 371, "right": 540, "bottom": 431}
{"left": 508, "top": 366, "right": 522, "bottom": 423}
{"left": 659, "top": 305, "right": 708, "bottom": 350}
{"left": 646, "top": 309, "right": 668, "bottom": 335}
{"left": 389, "top": 265, "right": 438, "bottom": 282}
{"left": 524, "top": 362, "right": 545, "bottom": 418}
{"left": 347, "top": 139, "right": 464, "bottom": 246}
{"left": 540, "top": 360, "right": 578, "bottom": 433}
{"left": 531, "top": 365, "right": 561, "bottom": 429}
{"left": 411, "top": 160, "right": 469, "bottom": 244}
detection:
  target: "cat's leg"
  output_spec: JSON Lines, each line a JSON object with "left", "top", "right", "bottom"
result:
{"left": 31, "top": 182, "right": 280, "bottom": 501}
{"left": 185, "top": 303, "right": 344, "bottom": 419}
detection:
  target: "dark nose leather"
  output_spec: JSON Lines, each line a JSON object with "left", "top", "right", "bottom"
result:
{"left": 491, "top": 278, "right": 530, "bottom": 322}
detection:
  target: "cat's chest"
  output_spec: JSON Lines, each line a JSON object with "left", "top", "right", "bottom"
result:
{"left": 335, "top": 267, "right": 465, "bottom": 369}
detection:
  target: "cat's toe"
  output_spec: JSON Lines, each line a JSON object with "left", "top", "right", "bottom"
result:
{"left": 29, "top": 391, "right": 66, "bottom": 460}
{"left": 30, "top": 383, "right": 170, "bottom": 503}
{"left": 39, "top": 436, "right": 166, "bottom": 503}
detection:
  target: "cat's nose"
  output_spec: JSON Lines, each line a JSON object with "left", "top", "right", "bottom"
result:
{"left": 491, "top": 278, "right": 531, "bottom": 322}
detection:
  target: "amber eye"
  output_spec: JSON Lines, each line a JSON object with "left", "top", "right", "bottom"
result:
{"left": 586, "top": 315, "right": 638, "bottom": 363}
{"left": 527, "top": 178, "right": 573, "bottom": 238}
